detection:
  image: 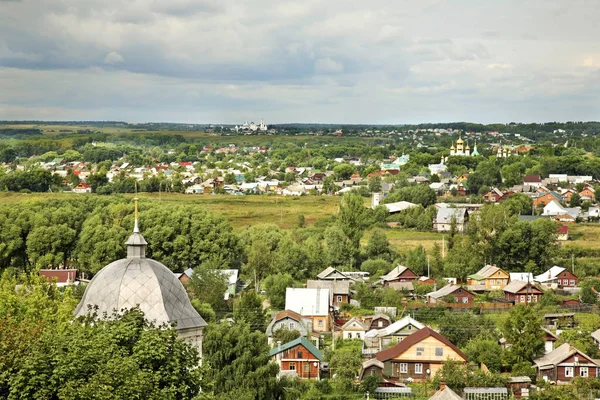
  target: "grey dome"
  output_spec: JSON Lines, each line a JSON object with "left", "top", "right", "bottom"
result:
{"left": 74, "top": 231, "right": 206, "bottom": 331}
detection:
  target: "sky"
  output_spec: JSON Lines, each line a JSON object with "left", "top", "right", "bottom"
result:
{"left": 1, "top": 0, "right": 599, "bottom": 124}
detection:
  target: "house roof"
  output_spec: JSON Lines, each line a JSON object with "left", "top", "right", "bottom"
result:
{"left": 468, "top": 265, "right": 505, "bottom": 280}
{"left": 316, "top": 266, "right": 352, "bottom": 280}
{"left": 503, "top": 280, "right": 543, "bottom": 294}
{"left": 592, "top": 328, "right": 600, "bottom": 343}
{"left": 436, "top": 207, "right": 467, "bottom": 224}
{"left": 427, "top": 284, "right": 469, "bottom": 299}
{"left": 383, "top": 201, "right": 418, "bottom": 214}
{"left": 381, "top": 265, "right": 417, "bottom": 281}
{"left": 285, "top": 288, "right": 330, "bottom": 316}
{"left": 306, "top": 280, "right": 350, "bottom": 295}
{"left": 524, "top": 175, "right": 542, "bottom": 183}
{"left": 429, "top": 386, "right": 463, "bottom": 400}
{"left": 534, "top": 343, "right": 597, "bottom": 369}
{"left": 341, "top": 317, "right": 368, "bottom": 330}
{"left": 376, "top": 327, "right": 467, "bottom": 362}
{"left": 365, "top": 316, "right": 425, "bottom": 338}
{"left": 387, "top": 281, "right": 415, "bottom": 291}
{"left": 509, "top": 272, "right": 534, "bottom": 283}
{"left": 269, "top": 336, "right": 323, "bottom": 360}
{"left": 273, "top": 309, "right": 304, "bottom": 323}
{"left": 535, "top": 266, "right": 570, "bottom": 283}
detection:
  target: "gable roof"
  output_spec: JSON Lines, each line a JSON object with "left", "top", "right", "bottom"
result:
{"left": 524, "top": 175, "right": 542, "bottom": 183}
{"left": 592, "top": 328, "right": 600, "bottom": 343}
{"left": 341, "top": 317, "right": 368, "bottom": 330}
{"left": 381, "top": 265, "right": 418, "bottom": 281}
{"left": 269, "top": 336, "right": 323, "bottom": 360}
{"left": 503, "top": 280, "right": 543, "bottom": 294}
{"left": 427, "top": 284, "right": 470, "bottom": 299}
{"left": 535, "top": 266, "right": 571, "bottom": 283}
{"left": 429, "top": 386, "right": 463, "bottom": 400}
{"left": 366, "top": 316, "right": 426, "bottom": 339}
{"left": 468, "top": 265, "right": 506, "bottom": 280}
{"left": 273, "top": 309, "right": 304, "bottom": 323}
{"left": 436, "top": 207, "right": 467, "bottom": 224}
{"left": 317, "top": 266, "right": 351, "bottom": 280}
{"left": 534, "top": 343, "right": 598, "bottom": 369}
{"left": 376, "top": 327, "right": 467, "bottom": 362}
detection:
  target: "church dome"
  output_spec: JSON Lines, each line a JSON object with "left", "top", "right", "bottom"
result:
{"left": 74, "top": 206, "right": 206, "bottom": 331}
{"left": 456, "top": 136, "right": 464, "bottom": 144}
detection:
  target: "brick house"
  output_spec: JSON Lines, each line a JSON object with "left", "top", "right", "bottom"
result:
{"left": 270, "top": 337, "right": 323, "bottom": 379}
{"left": 534, "top": 343, "right": 599, "bottom": 383}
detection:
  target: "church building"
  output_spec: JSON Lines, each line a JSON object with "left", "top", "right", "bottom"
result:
{"left": 449, "top": 136, "right": 479, "bottom": 157}
{"left": 74, "top": 199, "right": 206, "bottom": 359}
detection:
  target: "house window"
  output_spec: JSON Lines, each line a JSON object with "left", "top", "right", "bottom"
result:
{"left": 378, "top": 321, "right": 383, "bottom": 328}
{"left": 289, "top": 362, "right": 296, "bottom": 371}
{"left": 303, "top": 363, "right": 310, "bottom": 372}
{"left": 415, "top": 363, "right": 423, "bottom": 374}
{"left": 570, "top": 280, "right": 576, "bottom": 286}
{"left": 563, "top": 279, "right": 569, "bottom": 286}
{"left": 298, "top": 351, "right": 303, "bottom": 359}
{"left": 397, "top": 337, "right": 403, "bottom": 343}
{"left": 435, "top": 348, "right": 444, "bottom": 357}
{"left": 357, "top": 333, "right": 361, "bottom": 339}
{"left": 580, "top": 367, "right": 589, "bottom": 377}
{"left": 348, "top": 333, "right": 352, "bottom": 339}
{"left": 416, "top": 347, "right": 424, "bottom": 356}
{"left": 318, "top": 320, "right": 323, "bottom": 327}
{"left": 289, "top": 322, "right": 295, "bottom": 330}
{"left": 527, "top": 295, "right": 531, "bottom": 303}
{"left": 520, "top": 295, "right": 525, "bottom": 303}
{"left": 565, "top": 367, "right": 573, "bottom": 377}
{"left": 337, "top": 295, "right": 343, "bottom": 302}
{"left": 407, "top": 325, "right": 412, "bottom": 330}
{"left": 462, "top": 297, "right": 469, "bottom": 304}
{"left": 400, "top": 363, "right": 408, "bottom": 373}
{"left": 533, "top": 295, "right": 538, "bottom": 302}
{"left": 496, "top": 279, "right": 502, "bottom": 285}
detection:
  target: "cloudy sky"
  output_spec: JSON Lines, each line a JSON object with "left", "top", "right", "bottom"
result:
{"left": 1, "top": 0, "right": 599, "bottom": 124}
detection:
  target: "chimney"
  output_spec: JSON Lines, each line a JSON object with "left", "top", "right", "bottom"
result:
{"left": 440, "top": 382, "right": 446, "bottom": 391}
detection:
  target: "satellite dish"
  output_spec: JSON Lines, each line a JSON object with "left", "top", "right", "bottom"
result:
{"left": 426, "top": 369, "right": 431, "bottom": 375}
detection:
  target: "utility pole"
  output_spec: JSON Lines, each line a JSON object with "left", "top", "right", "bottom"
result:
{"left": 572, "top": 253, "right": 575, "bottom": 274}
{"left": 442, "top": 235, "right": 445, "bottom": 258}
{"left": 427, "top": 256, "right": 430, "bottom": 278}
{"left": 254, "top": 269, "right": 258, "bottom": 294}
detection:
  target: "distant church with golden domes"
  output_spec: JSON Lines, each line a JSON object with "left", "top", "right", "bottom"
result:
{"left": 449, "top": 135, "right": 479, "bottom": 157}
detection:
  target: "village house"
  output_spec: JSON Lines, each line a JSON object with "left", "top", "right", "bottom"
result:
{"left": 433, "top": 207, "right": 469, "bottom": 232}
{"left": 72, "top": 182, "right": 92, "bottom": 193}
{"left": 543, "top": 328, "right": 559, "bottom": 354}
{"left": 482, "top": 187, "right": 505, "bottom": 203}
{"left": 364, "top": 313, "right": 392, "bottom": 331}
{"left": 426, "top": 284, "right": 474, "bottom": 305}
{"left": 534, "top": 343, "right": 599, "bottom": 383}
{"left": 285, "top": 288, "right": 331, "bottom": 332}
{"left": 363, "top": 327, "right": 467, "bottom": 383}
{"left": 265, "top": 310, "right": 315, "bottom": 346}
{"left": 306, "top": 280, "right": 350, "bottom": 308}
{"left": 341, "top": 317, "right": 368, "bottom": 340}
{"left": 429, "top": 383, "right": 462, "bottom": 400}
{"left": 523, "top": 175, "right": 543, "bottom": 188}
{"left": 363, "top": 316, "right": 426, "bottom": 354}
{"left": 503, "top": 281, "right": 544, "bottom": 305}
{"left": 533, "top": 191, "right": 563, "bottom": 208}
{"left": 39, "top": 269, "right": 79, "bottom": 287}
{"left": 381, "top": 265, "right": 419, "bottom": 286}
{"left": 466, "top": 264, "right": 510, "bottom": 292}
{"left": 535, "top": 266, "right": 578, "bottom": 289}
{"left": 316, "top": 266, "right": 355, "bottom": 281}
{"left": 269, "top": 337, "right": 323, "bottom": 380}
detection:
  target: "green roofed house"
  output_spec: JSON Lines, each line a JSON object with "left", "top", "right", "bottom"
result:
{"left": 269, "top": 337, "right": 323, "bottom": 380}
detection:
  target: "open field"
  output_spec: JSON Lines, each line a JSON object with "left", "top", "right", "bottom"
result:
{"left": 370, "top": 229, "right": 444, "bottom": 252}
{"left": 563, "top": 223, "right": 600, "bottom": 249}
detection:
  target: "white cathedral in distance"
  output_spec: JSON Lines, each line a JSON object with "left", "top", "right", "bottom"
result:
{"left": 449, "top": 135, "right": 479, "bottom": 157}
{"left": 235, "top": 119, "right": 268, "bottom": 132}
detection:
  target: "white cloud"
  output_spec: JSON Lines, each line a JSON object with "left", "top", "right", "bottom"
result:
{"left": 315, "top": 58, "right": 344, "bottom": 74}
{"left": 104, "top": 51, "right": 124, "bottom": 64}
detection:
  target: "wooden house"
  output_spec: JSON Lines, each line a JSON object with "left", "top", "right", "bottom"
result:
{"left": 503, "top": 281, "right": 544, "bottom": 305}
{"left": 380, "top": 265, "right": 419, "bottom": 285}
{"left": 534, "top": 343, "right": 599, "bottom": 383}
{"left": 369, "top": 327, "right": 467, "bottom": 383}
{"left": 426, "top": 284, "right": 474, "bottom": 305}
{"left": 341, "top": 317, "right": 368, "bottom": 340}
{"left": 270, "top": 337, "right": 323, "bottom": 379}
{"left": 535, "top": 266, "right": 578, "bottom": 289}
{"left": 466, "top": 265, "right": 509, "bottom": 292}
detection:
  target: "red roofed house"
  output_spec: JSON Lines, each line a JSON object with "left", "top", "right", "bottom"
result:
{"left": 39, "top": 269, "right": 78, "bottom": 286}
{"left": 557, "top": 225, "right": 568, "bottom": 241}
{"left": 523, "top": 175, "right": 543, "bottom": 188}
{"left": 73, "top": 182, "right": 92, "bottom": 193}
{"left": 363, "top": 327, "right": 467, "bottom": 383}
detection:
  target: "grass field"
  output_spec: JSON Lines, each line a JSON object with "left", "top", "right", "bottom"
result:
{"left": 5, "top": 191, "right": 600, "bottom": 254}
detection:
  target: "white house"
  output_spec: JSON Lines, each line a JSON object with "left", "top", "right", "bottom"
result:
{"left": 341, "top": 317, "right": 368, "bottom": 340}
{"left": 184, "top": 184, "right": 205, "bottom": 194}
{"left": 434, "top": 208, "right": 468, "bottom": 232}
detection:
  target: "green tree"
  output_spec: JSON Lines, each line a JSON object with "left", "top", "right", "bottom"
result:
{"left": 86, "top": 172, "right": 109, "bottom": 193}
{"left": 233, "top": 291, "right": 267, "bottom": 332}
{"left": 333, "top": 164, "right": 355, "bottom": 180}
{"left": 463, "top": 334, "right": 503, "bottom": 372}
{"left": 368, "top": 176, "right": 382, "bottom": 193}
{"left": 263, "top": 273, "right": 296, "bottom": 309}
{"left": 502, "top": 305, "right": 545, "bottom": 364}
{"left": 186, "top": 264, "right": 229, "bottom": 314}
{"left": 202, "top": 321, "right": 280, "bottom": 399}
{"left": 365, "top": 229, "right": 391, "bottom": 260}
{"left": 324, "top": 225, "right": 355, "bottom": 267}
{"left": 224, "top": 172, "right": 237, "bottom": 185}
{"left": 569, "top": 192, "right": 582, "bottom": 207}
{"left": 336, "top": 192, "right": 369, "bottom": 249}
{"left": 438, "top": 311, "right": 494, "bottom": 348}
